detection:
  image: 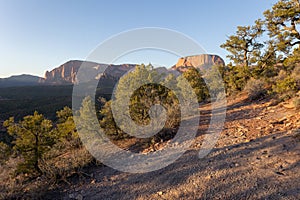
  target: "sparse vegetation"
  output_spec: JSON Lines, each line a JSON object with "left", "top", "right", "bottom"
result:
{"left": 0, "top": 0, "right": 300, "bottom": 198}
{"left": 220, "top": 0, "right": 300, "bottom": 101}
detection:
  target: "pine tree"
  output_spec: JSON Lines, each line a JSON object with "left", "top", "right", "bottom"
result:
{"left": 179, "top": 67, "right": 209, "bottom": 102}
{"left": 56, "top": 106, "right": 81, "bottom": 148}
{"left": 264, "top": 0, "right": 300, "bottom": 54}
{"left": 3, "top": 112, "right": 55, "bottom": 174}
{"left": 220, "top": 20, "right": 264, "bottom": 68}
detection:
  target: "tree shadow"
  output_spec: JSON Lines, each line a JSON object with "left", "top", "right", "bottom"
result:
{"left": 43, "top": 132, "right": 300, "bottom": 200}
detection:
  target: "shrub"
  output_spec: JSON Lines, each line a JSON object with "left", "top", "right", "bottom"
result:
{"left": 0, "top": 142, "right": 11, "bottom": 164}
{"left": 244, "top": 78, "right": 267, "bottom": 100}
{"left": 291, "top": 65, "right": 300, "bottom": 89}
{"left": 272, "top": 76, "right": 297, "bottom": 95}
{"left": 40, "top": 147, "right": 93, "bottom": 183}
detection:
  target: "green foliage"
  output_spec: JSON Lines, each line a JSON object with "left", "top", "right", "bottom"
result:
{"left": 220, "top": 19, "right": 264, "bottom": 67}
{"left": 100, "top": 64, "right": 181, "bottom": 141}
{"left": 264, "top": 0, "right": 300, "bottom": 54}
{"left": 272, "top": 76, "right": 297, "bottom": 94}
{"left": 76, "top": 96, "right": 105, "bottom": 148}
{"left": 56, "top": 107, "right": 81, "bottom": 148}
{"left": 222, "top": 63, "right": 251, "bottom": 94}
{"left": 291, "top": 64, "right": 300, "bottom": 87}
{"left": 0, "top": 141, "right": 11, "bottom": 164}
{"left": 253, "top": 41, "right": 280, "bottom": 79}
{"left": 181, "top": 67, "right": 209, "bottom": 102}
{"left": 99, "top": 99, "right": 125, "bottom": 139}
{"left": 204, "top": 65, "right": 226, "bottom": 98}
{"left": 3, "top": 112, "right": 56, "bottom": 174}
{"left": 284, "top": 47, "right": 300, "bottom": 68}
{"left": 221, "top": 0, "right": 300, "bottom": 97}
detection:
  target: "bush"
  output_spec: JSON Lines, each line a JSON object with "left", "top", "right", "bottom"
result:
{"left": 244, "top": 78, "right": 267, "bottom": 100}
{"left": 272, "top": 76, "right": 297, "bottom": 95}
{"left": 291, "top": 65, "right": 300, "bottom": 89}
{"left": 0, "top": 142, "right": 11, "bottom": 164}
{"left": 40, "top": 147, "right": 93, "bottom": 183}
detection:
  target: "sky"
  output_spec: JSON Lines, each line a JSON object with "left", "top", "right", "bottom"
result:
{"left": 0, "top": 0, "right": 278, "bottom": 78}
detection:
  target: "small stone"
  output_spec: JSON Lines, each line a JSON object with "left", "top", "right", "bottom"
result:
{"left": 157, "top": 191, "right": 163, "bottom": 195}
{"left": 76, "top": 194, "right": 83, "bottom": 200}
{"left": 262, "top": 150, "right": 268, "bottom": 155}
{"left": 285, "top": 123, "right": 292, "bottom": 127}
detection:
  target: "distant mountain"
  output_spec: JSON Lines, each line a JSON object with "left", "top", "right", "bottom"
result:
{"left": 0, "top": 74, "right": 41, "bottom": 88}
{"left": 0, "top": 54, "right": 225, "bottom": 88}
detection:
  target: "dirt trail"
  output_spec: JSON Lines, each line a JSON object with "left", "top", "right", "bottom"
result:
{"left": 46, "top": 95, "right": 300, "bottom": 200}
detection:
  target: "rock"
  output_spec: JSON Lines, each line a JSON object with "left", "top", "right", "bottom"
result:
{"left": 76, "top": 194, "right": 83, "bottom": 200}
{"left": 285, "top": 123, "right": 292, "bottom": 127}
{"left": 271, "top": 117, "right": 287, "bottom": 124}
{"left": 283, "top": 102, "right": 295, "bottom": 109}
{"left": 157, "top": 191, "right": 163, "bottom": 195}
{"left": 69, "top": 193, "right": 75, "bottom": 199}
{"left": 39, "top": 60, "right": 136, "bottom": 85}
{"left": 172, "top": 54, "right": 225, "bottom": 72}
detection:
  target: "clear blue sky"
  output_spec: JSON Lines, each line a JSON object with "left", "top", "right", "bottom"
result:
{"left": 0, "top": 0, "right": 278, "bottom": 78}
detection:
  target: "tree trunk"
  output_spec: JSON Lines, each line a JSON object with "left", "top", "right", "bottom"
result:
{"left": 34, "top": 133, "right": 41, "bottom": 173}
{"left": 243, "top": 50, "right": 248, "bottom": 68}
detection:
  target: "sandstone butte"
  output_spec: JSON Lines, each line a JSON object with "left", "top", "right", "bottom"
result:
{"left": 172, "top": 54, "right": 225, "bottom": 72}
{"left": 39, "top": 54, "right": 225, "bottom": 84}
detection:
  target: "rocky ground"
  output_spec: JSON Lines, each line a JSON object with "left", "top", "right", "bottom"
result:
{"left": 43, "top": 94, "right": 300, "bottom": 199}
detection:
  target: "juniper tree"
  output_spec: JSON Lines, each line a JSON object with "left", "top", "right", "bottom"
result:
{"left": 264, "top": 0, "right": 300, "bottom": 54}
{"left": 4, "top": 112, "right": 56, "bottom": 174}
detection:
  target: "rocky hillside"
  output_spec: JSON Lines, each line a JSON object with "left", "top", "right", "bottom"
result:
{"left": 172, "top": 54, "right": 225, "bottom": 72}
{"left": 42, "top": 94, "right": 300, "bottom": 200}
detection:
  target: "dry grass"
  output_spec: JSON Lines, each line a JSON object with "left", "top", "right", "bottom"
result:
{"left": 0, "top": 145, "right": 94, "bottom": 199}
